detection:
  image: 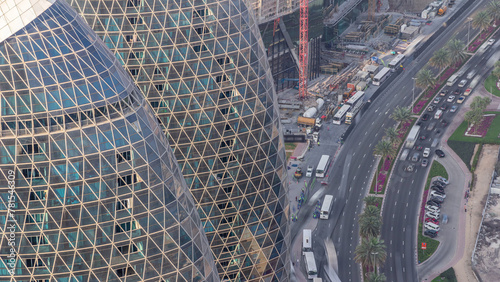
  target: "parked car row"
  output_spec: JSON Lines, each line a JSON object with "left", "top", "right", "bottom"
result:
{"left": 424, "top": 176, "right": 450, "bottom": 238}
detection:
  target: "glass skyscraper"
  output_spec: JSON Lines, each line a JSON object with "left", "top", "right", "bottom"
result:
{"left": 0, "top": 0, "right": 218, "bottom": 280}
{"left": 70, "top": 0, "right": 290, "bottom": 280}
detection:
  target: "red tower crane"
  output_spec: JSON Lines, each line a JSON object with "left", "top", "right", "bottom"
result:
{"left": 299, "top": 0, "right": 309, "bottom": 98}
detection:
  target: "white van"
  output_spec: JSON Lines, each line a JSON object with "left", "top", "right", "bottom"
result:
{"left": 434, "top": 109, "right": 443, "bottom": 120}
{"left": 426, "top": 211, "right": 440, "bottom": 219}
{"left": 446, "top": 74, "right": 459, "bottom": 86}
{"left": 400, "top": 149, "right": 410, "bottom": 161}
{"left": 424, "top": 222, "right": 440, "bottom": 231}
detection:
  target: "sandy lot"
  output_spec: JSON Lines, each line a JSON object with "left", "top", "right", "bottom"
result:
{"left": 453, "top": 144, "right": 499, "bottom": 282}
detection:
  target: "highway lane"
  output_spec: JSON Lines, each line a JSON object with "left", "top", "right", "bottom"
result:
{"left": 305, "top": 1, "right": 492, "bottom": 281}
{"left": 380, "top": 1, "right": 496, "bottom": 281}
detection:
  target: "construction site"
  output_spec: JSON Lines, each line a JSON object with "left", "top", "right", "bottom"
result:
{"left": 268, "top": 0, "right": 454, "bottom": 138}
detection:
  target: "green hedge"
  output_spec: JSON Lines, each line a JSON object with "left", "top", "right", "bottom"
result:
{"left": 432, "top": 267, "right": 457, "bottom": 282}
{"left": 484, "top": 74, "right": 500, "bottom": 97}
{"left": 425, "top": 161, "right": 449, "bottom": 191}
{"left": 447, "top": 140, "right": 476, "bottom": 170}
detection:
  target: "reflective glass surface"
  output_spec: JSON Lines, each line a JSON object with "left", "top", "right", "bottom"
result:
{"left": 70, "top": 0, "right": 291, "bottom": 280}
{"left": 0, "top": 0, "right": 218, "bottom": 280}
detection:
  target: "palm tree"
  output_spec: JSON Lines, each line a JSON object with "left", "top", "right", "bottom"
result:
{"left": 489, "top": 1, "right": 500, "bottom": 23}
{"left": 354, "top": 236, "right": 387, "bottom": 272}
{"left": 390, "top": 106, "right": 412, "bottom": 124}
{"left": 359, "top": 216, "right": 381, "bottom": 238}
{"left": 385, "top": 127, "right": 401, "bottom": 145}
{"left": 472, "top": 11, "right": 492, "bottom": 33}
{"left": 367, "top": 272, "right": 387, "bottom": 282}
{"left": 361, "top": 205, "right": 381, "bottom": 219}
{"left": 429, "top": 48, "right": 449, "bottom": 70}
{"left": 364, "top": 196, "right": 379, "bottom": 206}
{"left": 446, "top": 39, "right": 467, "bottom": 66}
{"left": 374, "top": 139, "right": 396, "bottom": 160}
{"left": 415, "top": 68, "right": 436, "bottom": 89}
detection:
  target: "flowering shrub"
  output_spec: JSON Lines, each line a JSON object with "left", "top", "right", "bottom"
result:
{"left": 376, "top": 173, "right": 386, "bottom": 193}
{"left": 413, "top": 100, "right": 427, "bottom": 113}
{"left": 467, "top": 115, "right": 496, "bottom": 137}
{"left": 468, "top": 22, "right": 498, "bottom": 52}
{"left": 383, "top": 158, "right": 391, "bottom": 171}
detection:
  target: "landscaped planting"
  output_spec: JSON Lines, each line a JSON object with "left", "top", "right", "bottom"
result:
{"left": 465, "top": 115, "right": 496, "bottom": 137}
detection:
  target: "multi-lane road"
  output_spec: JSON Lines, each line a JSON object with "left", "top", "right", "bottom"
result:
{"left": 293, "top": 0, "right": 493, "bottom": 281}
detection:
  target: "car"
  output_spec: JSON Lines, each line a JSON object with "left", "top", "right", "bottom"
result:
{"left": 467, "top": 70, "right": 477, "bottom": 80}
{"left": 405, "top": 164, "right": 415, "bottom": 172}
{"left": 430, "top": 190, "right": 446, "bottom": 199}
{"left": 433, "top": 97, "right": 442, "bottom": 104}
{"left": 457, "top": 96, "right": 466, "bottom": 104}
{"left": 425, "top": 217, "right": 440, "bottom": 224}
{"left": 458, "top": 79, "right": 468, "bottom": 88}
{"left": 442, "top": 214, "right": 449, "bottom": 224}
{"left": 435, "top": 149, "right": 445, "bottom": 157}
{"left": 450, "top": 105, "right": 458, "bottom": 112}
{"left": 306, "top": 166, "right": 313, "bottom": 177}
{"left": 439, "top": 104, "right": 448, "bottom": 111}
{"left": 427, "top": 122, "right": 436, "bottom": 131}
{"left": 437, "top": 176, "right": 449, "bottom": 184}
{"left": 426, "top": 205, "right": 440, "bottom": 213}
{"left": 430, "top": 196, "right": 444, "bottom": 203}
{"left": 421, "top": 113, "right": 430, "bottom": 121}
{"left": 423, "top": 147, "right": 431, "bottom": 157}
{"left": 416, "top": 145, "right": 423, "bottom": 151}
{"left": 447, "top": 95, "right": 456, "bottom": 102}
{"left": 439, "top": 90, "right": 448, "bottom": 96}
{"left": 412, "top": 152, "right": 420, "bottom": 162}
{"left": 453, "top": 89, "right": 461, "bottom": 95}
{"left": 488, "top": 38, "right": 496, "bottom": 45}
{"left": 464, "top": 88, "right": 472, "bottom": 96}
{"left": 421, "top": 158, "right": 428, "bottom": 167}
{"left": 426, "top": 211, "right": 440, "bottom": 219}
{"left": 441, "top": 119, "right": 448, "bottom": 126}
{"left": 426, "top": 200, "right": 441, "bottom": 208}
{"left": 427, "top": 105, "right": 436, "bottom": 112}
{"left": 419, "top": 135, "right": 427, "bottom": 140}
{"left": 424, "top": 230, "right": 438, "bottom": 238}
{"left": 431, "top": 186, "right": 445, "bottom": 194}
{"left": 424, "top": 223, "right": 440, "bottom": 232}
{"left": 433, "top": 180, "right": 446, "bottom": 187}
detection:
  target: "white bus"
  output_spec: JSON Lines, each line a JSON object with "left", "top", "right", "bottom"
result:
{"left": 446, "top": 74, "right": 459, "bottom": 86}
{"left": 302, "top": 229, "right": 312, "bottom": 254}
{"left": 316, "top": 155, "right": 331, "bottom": 178}
{"left": 304, "top": 252, "right": 318, "bottom": 280}
{"left": 372, "top": 67, "right": 391, "bottom": 86}
{"left": 332, "top": 104, "right": 351, "bottom": 125}
{"left": 320, "top": 195, "right": 334, "bottom": 219}
{"left": 388, "top": 54, "right": 406, "bottom": 72}
{"left": 345, "top": 91, "right": 365, "bottom": 124}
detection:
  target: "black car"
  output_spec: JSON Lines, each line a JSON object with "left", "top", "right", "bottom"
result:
{"left": 421, "top": 114, "right": 430, "bottom": 121}
{"left": 435, "top": 149, "right": 445, "bottom": 157}
{"left": 454, "top": 89, "right": 461, "bottom": 95}
{"left": 430, "top": 196, "right": 444, "bottom": 203}
{"left": 441, "top": 120, "right": 448, "bottom": 126}
{"left": 426, "top": 200, "right": 441, "bottom": 208}
{"left": 433, "top": 181, "right": 446, "bottom": 188}
{"left": 424, "top": 230, "right": 438, "bottom": 238}
{"left": 440, "top": 104, "right": 448, "bottom": 111}
{"left": 431, "top": 186, "right": 445, "bottom": 193}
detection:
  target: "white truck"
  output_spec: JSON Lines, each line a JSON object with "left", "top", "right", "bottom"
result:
{"left": 405, "top": 125, "right": 421, "bottom": 148}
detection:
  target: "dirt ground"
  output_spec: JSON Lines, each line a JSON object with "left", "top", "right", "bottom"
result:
{"left": 453, "top": 144, "right": 500, "bottom": 282}
{"left": 473, "top": 194, "right": 500, "bottom": 281}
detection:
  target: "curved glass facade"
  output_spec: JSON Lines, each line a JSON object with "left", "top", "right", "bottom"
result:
{"left": 70, "top": 0, "right": 290, "bottom": 280}
{"left": 0, "top": 0, "right": 218, "bottom": 280}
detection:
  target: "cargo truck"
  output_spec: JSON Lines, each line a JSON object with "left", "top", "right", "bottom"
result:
{"left": 297, "top": 116, "right": 316, "bottom": 127}
{"left": 405, "top": 125, "right": 421, "bottom": 148}
{"left": 438, "top": 6, "right": 447, "bottom": 16}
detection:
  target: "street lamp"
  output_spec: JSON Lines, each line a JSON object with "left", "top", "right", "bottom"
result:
{"left": 467, "top": 17, "right": 473, "bottom": 47}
